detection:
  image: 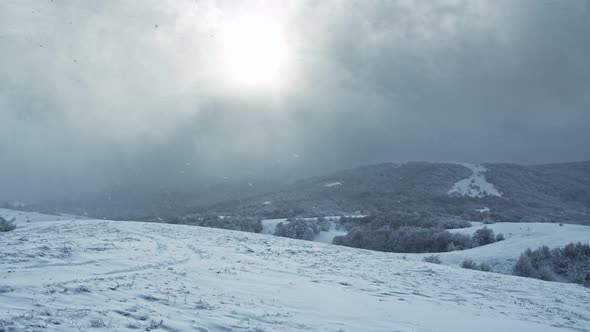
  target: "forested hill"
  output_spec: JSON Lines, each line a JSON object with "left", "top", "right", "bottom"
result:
{"left": 193, "top": 161, "right": 590, "bottom": 224}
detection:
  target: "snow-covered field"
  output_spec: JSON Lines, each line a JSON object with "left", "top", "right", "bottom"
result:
{"left": 1, "top": 210, "right": 589, "bottom": 331}
{"left": 448, "top": 163, "right": 502, "bottom": 198}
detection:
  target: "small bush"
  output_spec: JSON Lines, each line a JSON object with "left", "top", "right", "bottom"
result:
{"left": 478, "top": 262, "right": 492, "bottom": 272}
{"left": 513, "top": 251, "right": 540, "bottom": 278}
{"left": 495, "top": 233, "right": 505, "bottom": 241}
{"left": 0, "top": 217, "right": 16, "bottom": 232}
{"left": 147, "top": 320, "right": 164, "bottom": 331}
{"left": 461, "top": 259, "right": 478, "bottom": 269}
{"left": 89, "top": 319, "right": 106, "bottom": 328}
{"left": 0, "top": 285, "right": 14, "bottom": 294}
{"left": 472, "top": 227, "right": 496, "bottom": 246}
{"left": 461, "top": 259, "right": 492, "bottom": 272}
{"left": 422, "top": 255, "right": 442, "bottom": 264}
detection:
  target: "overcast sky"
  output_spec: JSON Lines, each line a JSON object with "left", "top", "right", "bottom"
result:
{"left": 1, "top": 0, "right": 589, "bottom": 201}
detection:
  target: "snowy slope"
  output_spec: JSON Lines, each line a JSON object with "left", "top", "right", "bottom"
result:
{"left": 0, "top": 208, "right": 82, "bottom": 225}
{"left": 1, "top": 213, "right": 589, "bottom": 331}
{"left": 448, "top": 163, "right": 502, "bottom": 198}
{"left": 433, "top": 222, "right": 590, "bottom": 273}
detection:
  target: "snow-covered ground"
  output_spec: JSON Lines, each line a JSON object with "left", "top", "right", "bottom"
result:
{"left": 448, "top": 163, "right": 502, "bottom": 198}
{"left": 1, "top": 210, "right": 589, "bottom": 331}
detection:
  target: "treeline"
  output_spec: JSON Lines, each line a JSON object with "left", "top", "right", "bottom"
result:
{"left": 333, "top": 226, "right": 474, "bottom": 252}
{"left": 172, "top": 215, "right": 263, "bottom": 233}
{"left": 337, "top": 212, "right": 473, "bottom": 231}
{"left": 333, "top": 212, "right": 503, "bottom": 253}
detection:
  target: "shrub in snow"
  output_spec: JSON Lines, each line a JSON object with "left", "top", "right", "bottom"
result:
{"left": 461, "top": 259, "right": 478, "bottom": 270}
{"left": 478, "top": 262, "right": 492, "bottom": 272}
{"left": 422, "top": 255, "right": 442, "bottom": 264}
{"left": 495, "top": 233, "right": 505, "bottom": 241}
{"left": 513, "top": 243, "right": 590, "bottom": 285}
{"left": 513, "top": 247, "right": 556, "bottom": 281}
{"left": 89, "top": 319, "right": 106, "bottom": 328}
{"left": 513, "top": 252, "right": 540, "bottom": 279}
{"left": 472, "top": 227, "right": 496, "bottom": 246}
{"left": 0, "top": 285, "right": 14, "bottom": 293}
{"left": 147, "top": 320, "right": 164, "bottom": 331}
{"left": 461, "top": 259, "right": 492, "bottom": 272}
{"left": 0, "top": 217, "right": 16, "bottom": 232}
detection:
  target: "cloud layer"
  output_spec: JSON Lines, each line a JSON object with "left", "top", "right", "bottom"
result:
{"left": 1, "top": 0, "right": 589, "bottom": 201}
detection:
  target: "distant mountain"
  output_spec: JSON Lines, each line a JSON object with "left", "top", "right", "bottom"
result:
{"left": 20, "top": 161, "right": 590, "bottom": 225}
{"left": 193, "top": 161, "right": 590, "bottom": 224}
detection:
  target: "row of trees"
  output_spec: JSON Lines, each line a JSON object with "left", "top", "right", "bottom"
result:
{"left": 332, "top": 210, "right": 503, "bottom": 253}
{"left": 513, "top": 242, "right": 590, "bottom": 285}
{"left": 176, "top": 215, "right": 263, "bottom": 233}
{"left": 333, "top": 225, "right": 503, "bottom": 253}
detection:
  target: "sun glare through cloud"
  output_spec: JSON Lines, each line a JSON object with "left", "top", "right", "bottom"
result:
{"left": 219, "top": 12, "right": 288, "bottom": 86}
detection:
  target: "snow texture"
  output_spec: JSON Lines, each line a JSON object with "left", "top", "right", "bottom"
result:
{"left": 0, "top": 210, "right": 589, "bottom": 331}
{"left": 323, "top": 181, "right": 343, "bottom": 187}
{"left": 448, "top": 163, "right": 502, "bottom": 198}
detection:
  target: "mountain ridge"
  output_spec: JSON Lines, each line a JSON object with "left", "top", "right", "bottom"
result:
{"left": 191, "top": 161, "right": 590, "bottom": 224}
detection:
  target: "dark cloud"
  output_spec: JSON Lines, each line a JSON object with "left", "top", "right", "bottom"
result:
{"left": 1, "top": 0, "right": 589, "bottom": 202}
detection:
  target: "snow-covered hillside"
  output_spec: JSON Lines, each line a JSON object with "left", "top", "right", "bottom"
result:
{"left": 448, "top": 163, "right": 502, "bottom": 198}
{"left": 1, "top": 211, "right": 589, "bottom": 331}
{"left": 409, "top": 222, "right": 590, "bottom": 273}
{"left": 0, "top": 208, "right": 82, "bottom": 224}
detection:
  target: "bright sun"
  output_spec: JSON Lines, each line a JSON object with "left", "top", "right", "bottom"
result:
{"left": 220, "top": 13, "right": 288, "bottom": 86}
